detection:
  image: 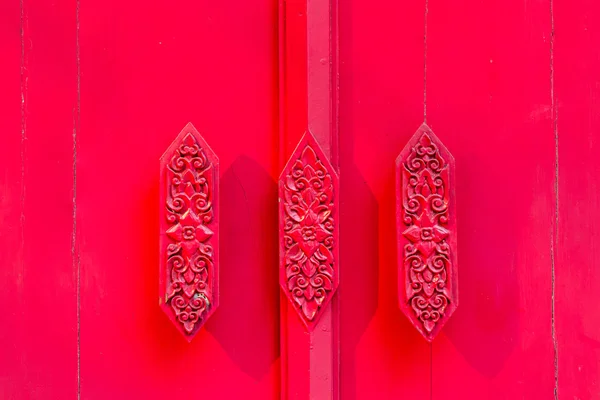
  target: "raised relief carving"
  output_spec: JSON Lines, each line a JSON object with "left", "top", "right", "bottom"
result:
{"left": 160, "top": 123, "right": 219, "bottom": 341}
{"left": 279, "top": 132, "right": 339, "bottom": 329}
{"left": 396, "top": 124, "right": 458, "bottom": 341}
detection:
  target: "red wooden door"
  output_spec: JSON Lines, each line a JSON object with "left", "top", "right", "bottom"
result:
{"left": 1, "top": 0, "right": 600, "bottom": 399}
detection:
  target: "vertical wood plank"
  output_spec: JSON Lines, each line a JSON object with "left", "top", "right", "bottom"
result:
{"left": 337, "top": 0, "right": 430, "bottom": 398}
{"left": 23, "top": 0, "right": 79, "bottom": 393}
{"left": 279, "top": 0, "right": 339, "bottom": 398}
{"left": 307, "top": 0, "right": 340, "bottom": 398}
{"left": 555, "top": 0, "right": 600, "bottom": 397}
{"left": 0, "top": 0, "right": 26, "bottom": 396}
{"left": 307, "top": 0, "right": 338, "bottom": 165}
{"left": 0, "top": 0, "right": 78, "bottom": 397}
{"left": 427, "top": 0, "right": 555, "bottom": 397}
{"left": 78, "top": 1, "right": 279, "bottom": 398}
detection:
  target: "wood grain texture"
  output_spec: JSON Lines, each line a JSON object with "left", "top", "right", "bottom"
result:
{"left": 555, "top": 0, "right": 600, "bottom": 397}
{"left": 77, "top": 1, "right": 279, "bottom": 398}
{"left": 0, "top": 0, "right": 78, "bottom": 397}
{"left": 427, "top": 0, "right": 555, "bottom": 397}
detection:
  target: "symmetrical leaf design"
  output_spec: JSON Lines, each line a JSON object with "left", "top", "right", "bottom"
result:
{"left": 160, "top": 123, "right": 219, "bottom": 341}
{"left": 396, "top": 123, "right": 458, "bottom": 341}
{"left": 279, "top": 132, "right": 339, "bottom": 329}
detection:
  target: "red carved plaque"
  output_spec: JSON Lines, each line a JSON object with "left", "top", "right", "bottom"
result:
{"left": 279, "top": 132, "right": 339, "bottom": 329}
{"left": 159, "top": 123, "right": 219, "bottom": 341}
{"left": 396, "top": 123, "right": 458, "bottom": 341}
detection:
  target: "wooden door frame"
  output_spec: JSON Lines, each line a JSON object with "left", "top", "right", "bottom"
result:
{"left": 279, "top": 0, "right": 340, "bottom": 398}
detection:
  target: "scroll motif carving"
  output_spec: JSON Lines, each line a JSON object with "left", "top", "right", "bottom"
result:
{"left": 279, "top": 132, "right": 339, "bottom": 329}
{"left": 160, "top": 123, "right": 219, "bottom": 341}
{"left": 396, "top": 124, "right": 458, "bottom": 341}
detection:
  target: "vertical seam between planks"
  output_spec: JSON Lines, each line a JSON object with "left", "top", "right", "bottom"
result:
{"left": 19, "top": 0, "right": 28, "bottom": 391}
{"left": 423, "top": 0, "right": 428, "bottom": 123}
{"left": 331, "top": 0, "right": 340, "bottom": 171}
{"left": 20, "top": 0, "right": 27, "bottom": 284}
{"left": 549, "top": 0, "right": 559, "bottom": 398}
{"left": 74, "top": 0, "right": 81, "bottom": 397}
{"left": 278, "top": 0, "right": 285, "bottom": 170}
{"left": 331, "top": 1, "right": 340, "bottom": 397}
{"left": 429, "top": 343, "right": 433, "bottom": 400}
{"left": 278, "top": 2, "right": 287, "bottom": 398}
{"left": 329, "top": 0, "right": 340, "bottom": 396}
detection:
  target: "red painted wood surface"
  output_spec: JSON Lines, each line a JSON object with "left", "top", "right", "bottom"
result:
{"left": 427, "top": 0, "right": 555, "bottom": 397}
{"left": 0, "top": 2, "right": 25, "bottom": 396}
{"left": 159, "top": 124, "right": 219, "bottom": 340}
{"left": 396, "top": 124, "right": 458, "bottom": 341}
{"left": 0, "top": 0, "right": 78, "bottom": 398}
{"left": 1, "top": 0, "right": 600, "bottom": 398}
{"left": 339, "top": 0, "right": 556, "bottom": 398}
{"left": 279, "top": 0, "right": 340, "bottom": 399}
{"left": 555, "top": 0, "right": 600, "bottom": 397}
{"left": 337, "top": 0, "right": 431, "bottom": 397}
{"left": 77, "top": 1, "right": 279, "bottom": 398}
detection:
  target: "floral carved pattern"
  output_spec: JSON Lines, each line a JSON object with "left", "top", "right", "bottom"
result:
{"left": 396, "top": 124, "right": 458, "bottom": 341}
{"left": 279, "top": 132, "right": 339, "bottom": 329}
{"left": 160, "top": 123, "right": 219, "bottom": 341}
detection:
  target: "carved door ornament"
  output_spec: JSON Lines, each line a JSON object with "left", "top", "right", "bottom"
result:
{"left": 159, "top": 123, "right": 219, "bottom": 341}
{"left": 396, "top": 123, "right": 458, "bottom": 341}
{"left": 279, "top": 132, "right": 339, "bottom": 330}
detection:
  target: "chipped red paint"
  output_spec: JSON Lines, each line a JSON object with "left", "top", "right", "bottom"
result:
{"left": 159, "top": 123, "right": 219, "bottom": 341}
{"left": 396, "top": 123, "right": 458, "bottom": 341}
{"left": 279, "top": 131, "right": 339, "bottom": 329}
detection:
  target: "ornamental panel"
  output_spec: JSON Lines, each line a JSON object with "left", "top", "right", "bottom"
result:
{"left": 396, "top": 123, "right": 458, "bottom": 341}
{"left": 159, "top": 123, "right": 219, "bottom": 341}
{"left": 279, "top": 132, "right": 339, "bottom": 330}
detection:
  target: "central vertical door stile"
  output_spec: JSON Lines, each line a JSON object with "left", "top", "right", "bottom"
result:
{"left": 279, "top": 0, "right": 340, "bottom": 399}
